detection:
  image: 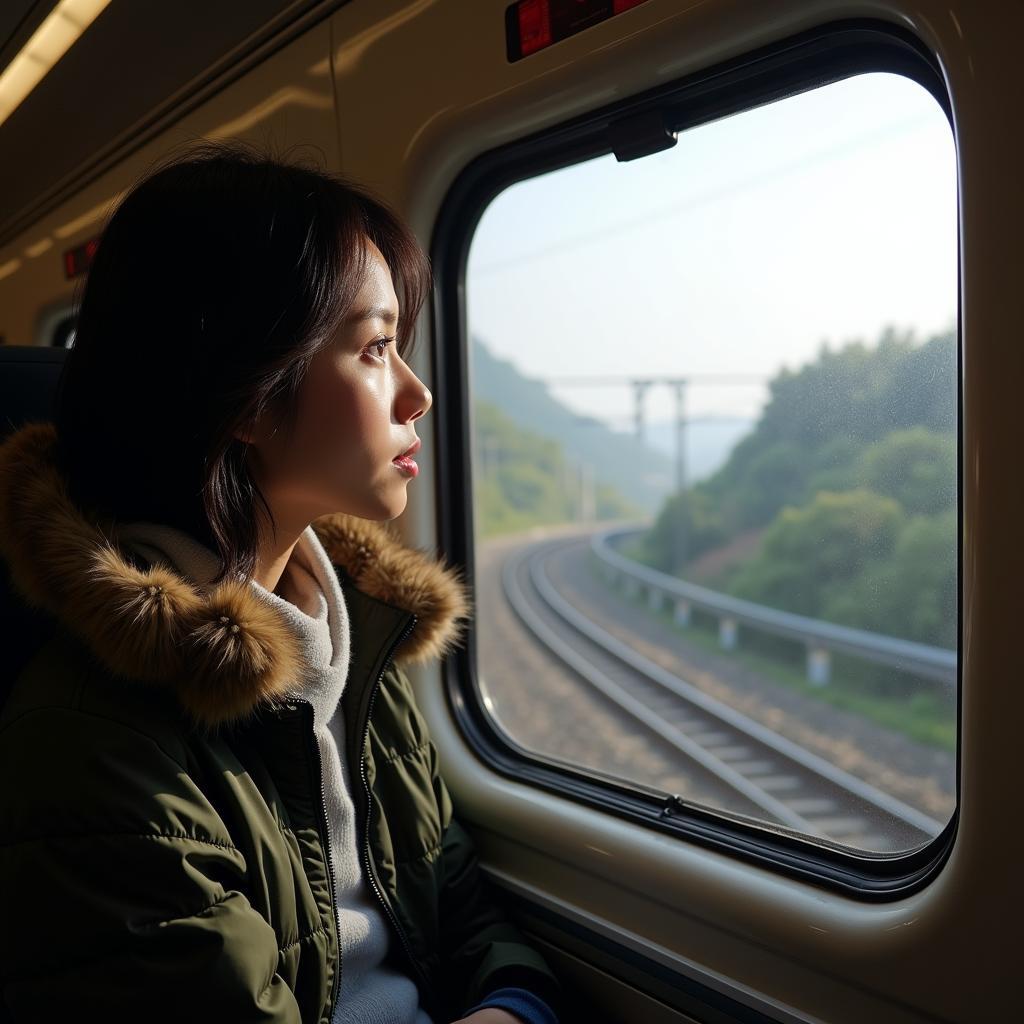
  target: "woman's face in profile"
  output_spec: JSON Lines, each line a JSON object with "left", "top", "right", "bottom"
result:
{"left": 243, "top": 237, "right": 431, "bottom": 529}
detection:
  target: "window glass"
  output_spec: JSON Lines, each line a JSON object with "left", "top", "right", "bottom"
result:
{"left": 466, "top": 72, "right": 957, "bottom": 854}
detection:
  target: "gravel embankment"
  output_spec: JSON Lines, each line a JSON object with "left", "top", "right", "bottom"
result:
{"left": 476, "top": 527, "right": 956, "bottom": 823}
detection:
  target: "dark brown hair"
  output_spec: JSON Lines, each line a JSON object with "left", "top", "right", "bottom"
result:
{"left": 54, "top": 139, "right": 431, "bottom": 584}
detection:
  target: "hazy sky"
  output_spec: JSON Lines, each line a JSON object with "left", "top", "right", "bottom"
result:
{"left": 466, "top": 72, "right": 958, "bottom": 431}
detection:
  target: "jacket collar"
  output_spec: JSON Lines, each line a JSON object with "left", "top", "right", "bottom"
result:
{"left": 0, "top": 422, "right": 469, "bottom": 730}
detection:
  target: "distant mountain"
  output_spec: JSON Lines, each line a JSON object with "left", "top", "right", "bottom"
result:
{"left": 470, "top": 336, "right": 674, "bottom": 514}
{"left": 473, "top": 400, "right": 637, "bottom": 537}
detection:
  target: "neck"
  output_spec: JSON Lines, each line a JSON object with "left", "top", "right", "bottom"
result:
{"left": 254, "top": 526, "right": 305, "bottom": 595}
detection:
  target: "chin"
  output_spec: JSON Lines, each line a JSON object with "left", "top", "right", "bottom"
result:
{"left": 379, "top": 498, "right": 408, "bottom": 521}
{"left": 360, "top": 489, "right": 409, "bottom": 522}
{"left": 323, "top": 476, "right": 410, "bottom": 521}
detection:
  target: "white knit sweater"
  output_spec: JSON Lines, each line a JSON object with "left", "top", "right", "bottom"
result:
{"left": 114, "top": 521, "right": 433, "bottom": 1024}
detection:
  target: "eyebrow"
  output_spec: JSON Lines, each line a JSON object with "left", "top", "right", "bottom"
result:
{"left": 348, "top": 304, "right": 399, "bottom": 326}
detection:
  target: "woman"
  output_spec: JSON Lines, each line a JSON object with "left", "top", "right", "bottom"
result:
{"left": 0, "top": 142, "right": 561, "bottom": 1024}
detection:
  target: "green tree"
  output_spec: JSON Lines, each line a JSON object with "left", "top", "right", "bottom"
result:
{"left": 823, "top": 510, "right": 957, "bottom": 646}
{"left": 634, "top": 327, "right": 959, "bottom": 648}
{"left": 638, "top": 488, "right": 727, "bottom": 572}
{"left": 698, "top": 327, "right": 956, "bottom": 531}
{"left": 805, "top": 436, "right": 862, "bottom": 495}
{"left": 729, "top": 489, "right": 905, "bottom": 616}
{"left": 858, "top": 427, "right": 956, "bottom": 516}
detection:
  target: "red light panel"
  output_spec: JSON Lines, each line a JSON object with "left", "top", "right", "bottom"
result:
{"left": 63, "top": 237, "right": 99, "bottom": 279}
{"left": 518, "top": 0, "right": 552, "bottom": 57}
{"left": 507, "top": 0, "right": 651, "bottom": 61}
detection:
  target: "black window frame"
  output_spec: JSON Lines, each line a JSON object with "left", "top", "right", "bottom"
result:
{"left": 429, "top": 17, "right": 961, "bottom": 900}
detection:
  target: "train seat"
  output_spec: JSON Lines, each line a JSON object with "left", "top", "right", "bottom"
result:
{"left": 0, "top": 345, "right": 66, "bottom": 439}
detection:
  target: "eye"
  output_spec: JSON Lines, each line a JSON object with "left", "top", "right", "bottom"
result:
{"left": 365, "top": 335, "right": 395, "bottom": 361}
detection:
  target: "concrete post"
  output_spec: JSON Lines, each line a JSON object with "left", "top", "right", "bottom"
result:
{"left": 719, "top": 616, "right": 738, "bottom": 650}
{"left": 674, "top": 599, "right": 692, "bottom": 626}
{"left": 807, "top": 646, "right": 831, "bottom": 685}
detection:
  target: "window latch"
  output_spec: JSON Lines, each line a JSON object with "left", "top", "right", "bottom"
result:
{"left": 608, "top": 109, "right": 676, "bottom": 162}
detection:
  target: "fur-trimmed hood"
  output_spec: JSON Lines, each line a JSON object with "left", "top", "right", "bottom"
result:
{"left": 0, "top": 421, "right": 469, "bottom": 729}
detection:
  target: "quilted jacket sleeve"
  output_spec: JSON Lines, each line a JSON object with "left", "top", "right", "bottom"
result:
{"left": 0, "top": 705, "right": 300, "bottom": 1023}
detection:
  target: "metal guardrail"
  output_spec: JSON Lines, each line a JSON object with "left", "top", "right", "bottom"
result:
{"left": 591, "top": 526, "right": 957, "bottom": 687}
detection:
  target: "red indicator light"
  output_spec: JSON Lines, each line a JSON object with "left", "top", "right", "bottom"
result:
{"left": 508, "top": 0, "right": 650, "bottom": 61}
{"left": 518, "top": 0, "right": 552, "bottom": 57}
{"left": 62, "top": 237, "right": 99, "bottom": 279}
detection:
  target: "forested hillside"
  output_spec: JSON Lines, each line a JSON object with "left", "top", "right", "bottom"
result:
{"left": 636, "top": 327, "right": 957, "bottom": 648}
{"left": 473, "top": 400, "right": 639, "bottom": 537}
{"left": 471, "top": 336, "right": 672, "bottom": 513}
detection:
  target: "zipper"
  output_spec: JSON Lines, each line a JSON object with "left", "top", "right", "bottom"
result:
{"left": 292, "top": 614, "right": 423, "bottom": 1023}
{"left": 291, "top": 695, "right": 343, "bottom": 1023}
{"left": 355, "top": 618, "right": 432, "bottom": 996}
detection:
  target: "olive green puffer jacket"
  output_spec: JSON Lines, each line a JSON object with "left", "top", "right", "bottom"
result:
{"left": 0, "top": 423, "right": 558, "bottom": 1023}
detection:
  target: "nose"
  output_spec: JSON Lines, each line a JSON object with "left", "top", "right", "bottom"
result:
{"left": 396, "top": 359, "right": 432, "bottom": 423}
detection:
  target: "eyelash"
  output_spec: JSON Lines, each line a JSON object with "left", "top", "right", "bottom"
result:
{"left": 366, "top": 335, "right": 396, "bottom": 361}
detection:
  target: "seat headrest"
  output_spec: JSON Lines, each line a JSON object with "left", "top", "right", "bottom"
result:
{"left": 0, "top": 346, "right": 66, "bottom": 439}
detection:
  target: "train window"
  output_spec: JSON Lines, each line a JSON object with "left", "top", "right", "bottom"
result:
{"left": 460, "top": 67, "right": 957, "bottom": 863}
{"left": 51, "top": 314, "right": 76, "bottom": 348}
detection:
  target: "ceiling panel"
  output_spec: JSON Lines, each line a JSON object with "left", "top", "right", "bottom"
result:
{"left": 0, "top": 0, "right": 336, "bottom": 247}
{"left": 0, "top": 1, "right": 49, "bottom": 67}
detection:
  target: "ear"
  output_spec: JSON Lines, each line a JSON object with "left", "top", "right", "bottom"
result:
{"left": 235, "top": 398, "right": 289, "bottom": 447}
{"left": 233, "top": 414, "right": 261, "bottom": 446}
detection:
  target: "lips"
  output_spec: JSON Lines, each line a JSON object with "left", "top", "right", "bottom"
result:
{"left": 392, "top": 437, "right": 421, "bottom": 478}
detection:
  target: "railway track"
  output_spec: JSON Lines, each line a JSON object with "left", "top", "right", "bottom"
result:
{"left": 501, "top": 535, "right": 945, "bottom": 854}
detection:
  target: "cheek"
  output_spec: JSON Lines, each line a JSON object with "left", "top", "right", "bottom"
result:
{"left": 293, "top": 365, "right": 390, "bottom": 470}
{"left": 255, "top": 359, "right": 407, "bottom": 519}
